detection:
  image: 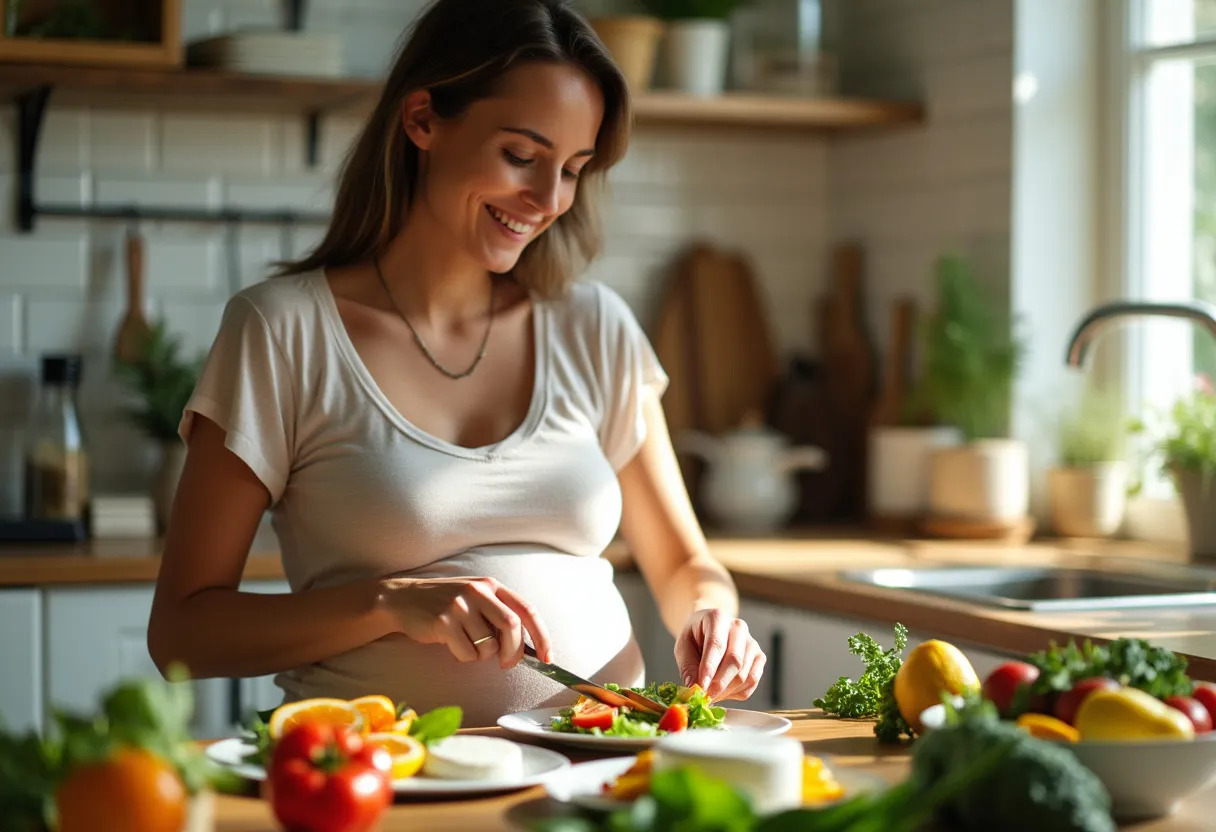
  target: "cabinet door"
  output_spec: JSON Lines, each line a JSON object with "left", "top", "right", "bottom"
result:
{"left": 0, "top": 589, "right": 42, "bottom": 732}
{"left": 232, "top": 580, "right": 291, "bottom": 724}
{"left": 734, "top": 598, "right": 786, "bottom": 711}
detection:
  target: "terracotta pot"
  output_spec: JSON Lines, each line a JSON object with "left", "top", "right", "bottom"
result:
{"left": 1047, "top": 462, "right": 1128, "bottom": 538}
{"left": 928, "top": 439, "right": 1029, "bottom": 522}
{"left": 591, "top": 16, "right": 664, "bottom": 92}
{"left": 154, "top": 440, "right": 187, "bottom": 534}
{"left": 1175, "top": 468, "right": 1216, "bottom": 559}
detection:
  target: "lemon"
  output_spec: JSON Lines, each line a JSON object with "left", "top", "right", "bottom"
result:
{"left": 366, "top": 733, "right": 427, "bottom": 779}
{"left": 390, "top": 708, "right": 418, "bottom": 735}
{"left": 267, "top": 698, "right": 365, "bottom": 740}
{"left": 893, "top": 640, "right": 979, "bottom": 733}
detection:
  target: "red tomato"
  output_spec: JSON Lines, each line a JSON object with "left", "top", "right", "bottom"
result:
{"left": 1053, "top": 677, "right": 1120, "bottom": 726}
{"left": 1165, "top": 695, "right": 1214, "bottom": 733}
{"left": 981, "top": 661, "right": 1041, "bottom": 716}
{"left": 658, "top": 703, "right": 689, "bottom": 733}
{"left": 1193, "top": 682, "right": 1216, "bottom": 725}
{"left": 266, "top": 722, "right": 392, "bottom": 832}
{"left": 570, "top": 700, "right": 617, "bottom": 732}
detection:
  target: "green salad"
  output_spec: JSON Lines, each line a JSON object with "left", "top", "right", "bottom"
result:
{"left": 550, "top": 682, "right": 727, "bottom": 738}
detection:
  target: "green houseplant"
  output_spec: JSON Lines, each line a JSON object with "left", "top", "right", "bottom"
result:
{"left": 1047, "top": 386, "right": 1129, "bottom": 538}
{"left": 640, "top": 0, "right": 747, "bottom": 95}
{"left": 114, "top": 322, "right": 201, "bottom": 532}
{"left": 640, "top": 0, "right": 747, "bottom": 19}
{"left": 915, "top": 255, "right": 1029, "bottom": 530}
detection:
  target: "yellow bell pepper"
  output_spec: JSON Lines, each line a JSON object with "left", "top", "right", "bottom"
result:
{"left": 1074, "top": 686, "right": 1195, "bottom": 741}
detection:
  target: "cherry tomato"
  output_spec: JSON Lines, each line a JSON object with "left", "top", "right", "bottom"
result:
{"left": 1054, "top": 677, "right": 1120, "bottom": 726}
{"left": 570, "top": 700, "right": 617, "bottom": 732}
{"left": 658, "top": 703, "right": 689, "bottom": 733}
{"left": 1164, "top": 695, "right": 1214, "bottom": 734}
{"left": 1192, "top": 682, "right": 1216, "bottom": 726}
{"left": 981, "top": 661, "right": 1041, "bottom": 717}
{"left": 266, "top": 721, "right": 392, "bottom": 832}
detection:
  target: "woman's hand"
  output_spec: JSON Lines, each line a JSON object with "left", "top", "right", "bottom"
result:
{"left": 674, "top": 609, "right": 766, "bottom": 702}
{"left": 383, "top": 576, "right": 551, "bottom": 668}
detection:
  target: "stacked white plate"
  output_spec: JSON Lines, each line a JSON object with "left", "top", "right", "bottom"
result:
{"left": 187, "top": 31, "right": 345, "bottom": 78}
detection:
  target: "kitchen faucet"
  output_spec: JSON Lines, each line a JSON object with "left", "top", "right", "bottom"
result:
{"left": 1065, "top": 300, "right": 1216, "bottom": 367}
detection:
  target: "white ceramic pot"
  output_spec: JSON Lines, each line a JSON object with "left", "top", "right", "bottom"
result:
{"left": 928, "top": 439, "right": 1029, "bottom": 522}
{"left": 1047, "top": 462, "right": 1128, "bottom": 538}
{"left": 867, "top": 426, "right": 964, "bottom": 520}
{"left": 1175, "top": 468, "right": 1216, "bottom": 559}
{"left": 154, "top": 440, "right": 188, "bottom": 534}
{"left": 660, "top": 19, "right": 731, "bottom": 96}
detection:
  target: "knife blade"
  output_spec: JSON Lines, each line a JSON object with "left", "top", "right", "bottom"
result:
{"left": 521, "top": 644, "right": 667, "bottom": 716}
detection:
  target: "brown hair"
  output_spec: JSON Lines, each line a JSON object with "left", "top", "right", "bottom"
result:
{"left": 276, "top": 0, "right": 630, "bottom": 298}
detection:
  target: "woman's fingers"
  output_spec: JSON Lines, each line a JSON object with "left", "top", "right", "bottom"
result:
{"left": 706, "top": 619, "right": 753, "bottom": 701}
{"left": 436, "top": 611, "right": 478, "bottom": 662}
{"left": 467, "top": 579, "right": 525, "bottom": 667}
{"left": 493, "top": 583, "right": 553, "bottom": 663}
{"left": 717, "top": 640, "right": 765, "bottom": 701}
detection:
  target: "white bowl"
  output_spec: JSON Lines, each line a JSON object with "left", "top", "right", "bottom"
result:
{"left": 1063, "top": 734, "right": 1216, "bottom": 820}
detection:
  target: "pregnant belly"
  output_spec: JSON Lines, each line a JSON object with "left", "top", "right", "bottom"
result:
{"left": 275, "top": 552, "right": 646, "bottom": 726}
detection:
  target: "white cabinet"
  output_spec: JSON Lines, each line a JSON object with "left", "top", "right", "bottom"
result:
{"left": 614, "top": 570, "right": 679, "bottom": 682}
{"left": 0, "top": 589, "right": 42, "bottom": 732}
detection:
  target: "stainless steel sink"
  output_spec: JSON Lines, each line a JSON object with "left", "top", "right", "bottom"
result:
{"left": 838, "top": 566, "right": 1216, "bottom": 611}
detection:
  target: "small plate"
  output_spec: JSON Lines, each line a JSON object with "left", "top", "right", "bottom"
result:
{"left": 544, "top": 755, "right": 890, "bottom": 813}
{"left": 205, "top": 737, "right": 571, "bottom": 797}
{"left": 497, "top": 708, "right": 793, "bottom": 751}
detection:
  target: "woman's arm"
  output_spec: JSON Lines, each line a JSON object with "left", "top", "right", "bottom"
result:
{"left": 148, "top": 416, "right": 552, "bottom": 680}
{"left": 617, "top": 391, "right": 763, "bottom": 701}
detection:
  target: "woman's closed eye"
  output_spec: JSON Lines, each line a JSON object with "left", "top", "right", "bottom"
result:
{"left": 503, "top": 149, "right": 581, "bottom": 180}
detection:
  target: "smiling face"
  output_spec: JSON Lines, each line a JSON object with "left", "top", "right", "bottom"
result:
{"left": 404, "top": 61, "right": 605, "bottom": 275}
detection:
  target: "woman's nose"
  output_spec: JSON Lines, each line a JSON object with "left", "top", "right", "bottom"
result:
{"left": 523, "top": 168, "right": 561, "bottom": 215}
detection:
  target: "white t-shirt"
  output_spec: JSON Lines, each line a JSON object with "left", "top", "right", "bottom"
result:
{"left": 180, "top": 270, "right": 668, "bottom": 725}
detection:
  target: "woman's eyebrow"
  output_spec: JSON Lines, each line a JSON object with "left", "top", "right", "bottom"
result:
{"left": 500, "top": 126, "right": 595, "bottom": 157}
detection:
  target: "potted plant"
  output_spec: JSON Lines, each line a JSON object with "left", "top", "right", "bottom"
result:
{"left": 590, "top": 13, "right": 665, "bottom": 93}
{"left": 915, "top": 255, "right": 1027, "bottom": 529}
{"left": 642, "top": 0, "right": 747, "bottom": 96}
{"left": 1132, "top": 377, "right": 1216, "bottom": 558}
{"left": 114, "top": 322, "right": 201, "bottom": 533}
{"left": 1047, "top": 385, "right": 1129, "bottom": 538}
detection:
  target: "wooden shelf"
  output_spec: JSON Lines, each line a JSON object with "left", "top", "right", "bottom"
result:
{"left": 0, "top": 63, "right": 923, "bottom": 131}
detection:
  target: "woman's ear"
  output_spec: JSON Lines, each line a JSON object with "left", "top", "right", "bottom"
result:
{"left": 402, "top": 90, "right": 438, "bottom": 150}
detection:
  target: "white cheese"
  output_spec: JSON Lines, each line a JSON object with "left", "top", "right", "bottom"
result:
{"left": 653, "top": 729, "right": 803, "bottom": 813}
{"left": 421, "top": 735, "right": 525, "bottom": 781}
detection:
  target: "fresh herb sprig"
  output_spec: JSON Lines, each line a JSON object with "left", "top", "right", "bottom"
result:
{"left": 1026, "top": 637, "right": 1192, "bottom": 700}
{"left": 814, "top": 624, "right": 908, "bottom": 719}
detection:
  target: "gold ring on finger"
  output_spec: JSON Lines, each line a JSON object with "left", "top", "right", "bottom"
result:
{"left": 472, "top": 634, "right": 497, "bottom": 646}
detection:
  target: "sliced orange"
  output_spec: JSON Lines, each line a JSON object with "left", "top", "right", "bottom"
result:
{"left": 390, "top": 708, "right": 418, "bottom": 735}
{"left": 349, "top": 695, "right": 397, "bottom": 734}
{"left": 1016, "top": 712, "right": 1080, "bottom": 743}
{"left": 802, "top": 755, "right": 845, "bottom": 805}
{"left": 366, "top": 733, "right": 426, "bottom": 779}
{"left": 268, "top": 698, "right": 364, "bottom": 740}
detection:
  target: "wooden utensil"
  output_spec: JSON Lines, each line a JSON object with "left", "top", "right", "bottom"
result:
{"left": 870, "top": 297, "right": 916, "bottom": 428}
{"left": 114, "top": 228, "right": 152, "bottom": 365}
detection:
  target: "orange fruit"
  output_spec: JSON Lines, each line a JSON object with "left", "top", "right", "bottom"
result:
{"left": 893, "top": 640, "right": 979, "bottom": 733}
{"left": 365, "top": 733, "right": 426, "bottom": 779}
{"left": 268, "top": 697, "right": 364, "bottom": 740}
{"left": 56, "top": 746, "right": 186, "bottom": 832}
{"left": 802, "top": 755, "right": 845, "bottom": 805}
{"left": 350, "top": 695, "right": 397, "bottom": 733}
{"left": 1016, "top": 712, "right": 1081, "bottom": 743}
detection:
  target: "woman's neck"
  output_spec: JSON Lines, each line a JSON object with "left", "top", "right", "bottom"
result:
{"left": 377, "top": 209, "right": 495, "bottom": 329}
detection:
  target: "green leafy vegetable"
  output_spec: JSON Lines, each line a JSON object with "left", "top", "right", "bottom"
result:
{"left": 549, "top": 682, "right": 726, "bottom": 737}
{"left": 814, "top": 623, "right": 908, "bottom": 719}
{"left": 409, "top": 706, "right": 463, "bottom": 745}
{"left": 1025, "top": 637, "right": 1192, "bottom": 700}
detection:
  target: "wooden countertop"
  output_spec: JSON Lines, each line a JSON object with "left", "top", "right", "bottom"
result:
{"left": 208, "top": 711, "right": 1215, "bottom": 831}
{"left": 7, "top": 528, "right": 1216, "bottom": 678}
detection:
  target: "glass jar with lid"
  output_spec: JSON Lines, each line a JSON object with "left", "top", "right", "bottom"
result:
{"left": 24, "top": 354, "right": 89, "bottom": 522}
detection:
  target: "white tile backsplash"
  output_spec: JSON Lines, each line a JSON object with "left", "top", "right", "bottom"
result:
{"left": 0, "top": 295, "right": 20, "bottom": 355}
{"left": 94, "top": 175, "right": 220, "bottom": 209}
{"left": 36, "top": 109, "right": 88, "bottom": 172}
{"left": 0, "top": 235, "right": 90, "bottom": 290}
{"left": 89, "top": 110, "right": 157, "bottom": 172}
{"left": 161, "top": 113, "right": 276, "bottom": 176}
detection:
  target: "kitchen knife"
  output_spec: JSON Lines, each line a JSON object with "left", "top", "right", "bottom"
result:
{"left": 521, "top": 644, "right": 667, "bottom": 715}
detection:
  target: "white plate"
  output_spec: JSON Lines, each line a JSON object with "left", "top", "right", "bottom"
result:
{"left": 205, "top": 737, "right": 570, "bottom": 797}
{"left": 544, "top": 755, "right": 890, "bottom": 813}
{"left": 497, "top": 707, "right": 793, "bottom": 750}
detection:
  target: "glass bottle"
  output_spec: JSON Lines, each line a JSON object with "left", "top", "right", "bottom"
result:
{"left": 24, "top": 354, "right": 89, "bottom": 522}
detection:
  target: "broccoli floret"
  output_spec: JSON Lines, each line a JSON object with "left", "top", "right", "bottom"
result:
{"left": 911, "top": 710, "right": 1115, "bottom": 832}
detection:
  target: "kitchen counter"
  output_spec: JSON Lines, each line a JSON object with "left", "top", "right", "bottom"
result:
{"left": 6, "top": 528, "right": 1216, "bottom": 678}
{"left": 207, "top": 710, "right": 1215, "bottom": 831}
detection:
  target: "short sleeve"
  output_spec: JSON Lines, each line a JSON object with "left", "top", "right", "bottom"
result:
{"left": 595, "top": 285, "right": 669, "bottom": 471}
{"left": 178, "top": 295, "right": 295, "bottom": 503}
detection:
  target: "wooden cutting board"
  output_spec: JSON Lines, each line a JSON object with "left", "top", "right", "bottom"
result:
{"left": 654, "top": 243, "right": 780, "bottom": 497}
{"left": 870, "top": 297, "right": 916, "bottom": 428}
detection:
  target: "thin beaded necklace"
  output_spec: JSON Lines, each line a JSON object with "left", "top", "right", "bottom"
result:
{"left": 373, "top": 258, "right": 496, "bottom": 380}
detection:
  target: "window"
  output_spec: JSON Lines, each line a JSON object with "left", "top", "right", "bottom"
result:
{"left": 1117, "top": 0, "right": 1216, "bottom": 498}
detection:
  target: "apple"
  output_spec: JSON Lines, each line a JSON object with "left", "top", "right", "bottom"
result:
{"left": 1167, "top": 694, "right": 1215, "bottom": 733}
{"left": 1053, "top": 677, "right": 1120, "bottom": 725}
{"left": 982, "top": 661, "right": 1041, "bottom": 716}
{"left": 1193, "top": 682, "right": 1216, "bottom": 725}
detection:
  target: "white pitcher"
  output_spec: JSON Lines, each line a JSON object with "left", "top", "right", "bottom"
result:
{"left": 678, "top": 426, "right": 827, "bottom": 533}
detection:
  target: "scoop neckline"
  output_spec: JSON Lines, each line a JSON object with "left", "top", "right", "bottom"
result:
{"left": 310, "top": 270, "right": 550, "bottom": 461}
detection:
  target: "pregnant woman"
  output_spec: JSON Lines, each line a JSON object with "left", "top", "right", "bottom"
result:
{"left": 147, "top": 0, "right": 765, "bottom": 726}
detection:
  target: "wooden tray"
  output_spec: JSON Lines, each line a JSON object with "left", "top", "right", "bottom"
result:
{"left": 0, "top": 0, "right": 182, "bottom": 69}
